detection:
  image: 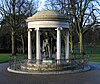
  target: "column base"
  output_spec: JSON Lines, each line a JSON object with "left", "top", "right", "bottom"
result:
{"left": 57, "top": 59, "right": 61, "bottom": 64}
{"left": 36, "top": 59, "right": 42, "bottom": 64}
{"left": 28, "top": 59, "right": 32, "bottom": 63}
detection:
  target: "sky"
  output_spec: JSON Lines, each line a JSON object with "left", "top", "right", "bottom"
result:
{"left": 0, "top": 0, "right": 100, "bottom": 22}
{"left": 38, "top": 0, "right": 46, "bottom": 11}
{"left": 37, "top": 0, "right": 100, "bottom": 22}
{"left": 0, "top": 0, "right": 46, "bottom": 20}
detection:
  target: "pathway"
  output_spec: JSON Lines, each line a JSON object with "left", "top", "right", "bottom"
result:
{"left": 0, "top": 62, "right": 100, "bottom": 84}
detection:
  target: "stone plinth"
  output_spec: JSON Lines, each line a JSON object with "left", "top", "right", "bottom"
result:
{"left": 21, "top": 63, "right": 71, "bottom": 72}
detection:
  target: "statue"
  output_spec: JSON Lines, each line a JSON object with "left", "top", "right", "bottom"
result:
{"left": 42, "top": 32, "right": 51, "bottom": 59}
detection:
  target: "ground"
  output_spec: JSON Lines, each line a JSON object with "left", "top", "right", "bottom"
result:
{"left": 0, "top": 62, "right": 100, "bottom": 84}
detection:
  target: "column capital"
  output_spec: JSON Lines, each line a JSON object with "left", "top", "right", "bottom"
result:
{"left": 27, "top": 28, "right": 32, "bottom": 31}
{"left": 55, "top": 27, "right": 63, "bottom": 30}
{"left": 34, "top": 27, "right": 39, "bottom": 30}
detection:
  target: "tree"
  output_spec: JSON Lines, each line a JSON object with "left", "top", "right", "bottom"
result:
{"left": 44, "top": 0, "right": 69, "bottom": 13}
{"left": 0, "top": 0, "right": 38, "bottom": 55}
{"left": 69, "top": 0, "right": 100, "bottom": 54}
{"left": 0, "top": 18, "right": 11, "bottom": 52}
{"left": 44, "top": 0, "right": 100, "bottom": 55}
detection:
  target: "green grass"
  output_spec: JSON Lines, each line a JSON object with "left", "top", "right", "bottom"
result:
{"left": 74, "top": 47, "right": 100, "bottom": 54}
{"left": 74, "top": 47, "right": 100, "bottom": 62}
{"left": 0, "top": 54, "right": 11, "bottom": 63}
{"left": 88, "top": 54, "right": 100, "bottom": 62}
{"left": 0, "top": 47, "right": 100, "bottom": 63}
{"left": 0, "top": 53, "right": 27, "bottom": 63}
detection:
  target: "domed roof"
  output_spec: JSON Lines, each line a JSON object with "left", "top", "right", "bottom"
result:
{"left": 26, "top": 10, "right": 67, "bottom": 22}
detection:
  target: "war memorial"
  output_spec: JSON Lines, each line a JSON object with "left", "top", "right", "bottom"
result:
{"left": 8, "top": 10, "right": 90, "bottom": 74}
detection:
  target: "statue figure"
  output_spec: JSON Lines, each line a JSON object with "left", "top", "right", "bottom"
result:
{"left": 42, "top": 32, "right": 51, "bottom": 59}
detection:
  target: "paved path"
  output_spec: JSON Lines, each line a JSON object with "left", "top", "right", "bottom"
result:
{"left": 0, "top": 62, "right": 100, "bottom": 84}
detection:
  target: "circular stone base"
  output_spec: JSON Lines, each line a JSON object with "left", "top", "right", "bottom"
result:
{"left": 7, "top": 65, "right": 90, "bottom": 74}
{"left": 21, "top": 63, "right": 70, "bottom": 71}
{"left": 7, "top": 62, "right": 91, "bottom": 74}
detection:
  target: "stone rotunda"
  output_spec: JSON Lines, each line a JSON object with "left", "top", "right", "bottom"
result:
{"left": 21, "top": 10, "right": 70, "bottom": 71}
{"left": 26, "top": 10, "right": 69, "bottom": 64}
{"left": 8, "top": 10, "right": 90, "bottom": 73}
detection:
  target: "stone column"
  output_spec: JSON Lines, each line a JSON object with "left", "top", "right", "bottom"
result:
{"left": 65, "top": 29, "right": 70, "bottom": 60}
{"left": 35, "top": 28, "right": 41, "bottom": 64}
{"left": 28, "top": 29, "right": 32, "bottom": 62}
{"left": 56, "top": 28, "right": 61, "bottom": 64}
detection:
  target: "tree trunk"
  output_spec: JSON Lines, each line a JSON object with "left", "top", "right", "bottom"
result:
{"left": 21, "top": 34, "right": 25, "bottom": 55}
{"left": 79, "top": 33, "right": 84, "bottom": 54}
{"left": 12, "top": 31, "right": 16, "bottom": 56}
{"left": 70, "top": 35, "right": 74, "bottom": 54}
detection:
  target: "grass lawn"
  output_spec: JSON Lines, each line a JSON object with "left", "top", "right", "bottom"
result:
{"left": 88, "top": 54, "right": 100, "bottom": 62}
{"left": 74, "top": 47, "right": 100, "bottom": 62}
{"left": 0, "top": 47, "right": 100, "bottom": 63}
{"left": 0, "top": 54, "right": 11, "bottom": 63}
{"left": 0, "top": 53, "right": 27, "bottom": 63}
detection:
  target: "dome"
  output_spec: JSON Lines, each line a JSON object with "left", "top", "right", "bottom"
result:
{"left": 26, "top": 10, "right": 67, "bottom": 22}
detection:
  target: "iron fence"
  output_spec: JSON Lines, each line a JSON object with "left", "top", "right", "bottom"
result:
{"left": 9, "top": 54, "right": 89, "bottom": 72}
